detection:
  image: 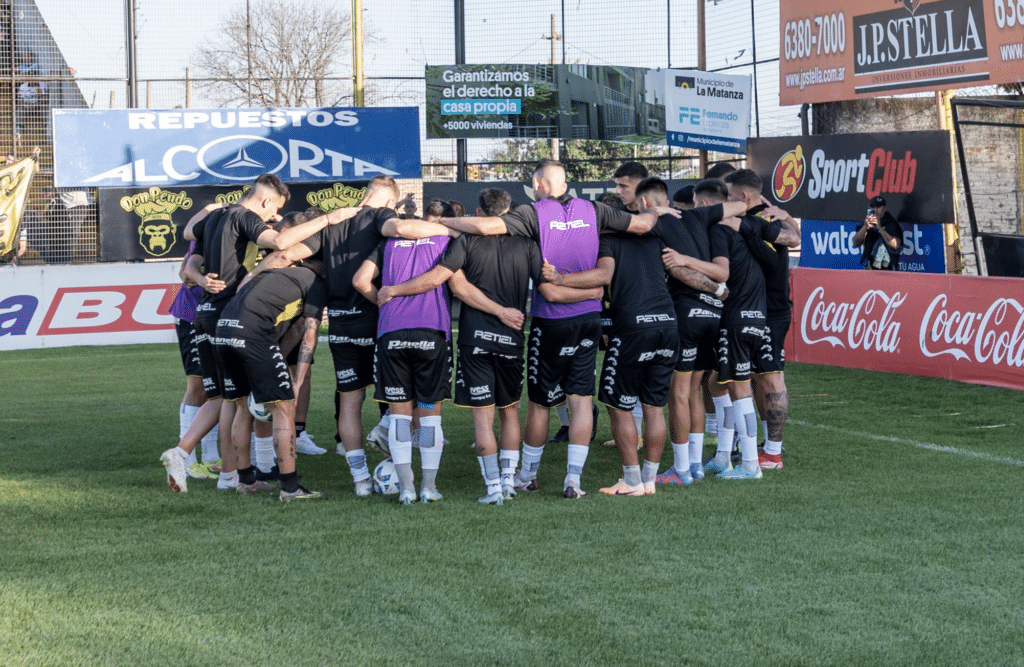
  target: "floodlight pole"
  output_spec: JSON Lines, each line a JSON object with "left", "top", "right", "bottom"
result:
{"left": 353, "top": 0, "right": 365, "bottom": 106}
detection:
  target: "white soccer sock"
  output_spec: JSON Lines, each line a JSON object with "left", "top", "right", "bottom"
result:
{"left": 688, "top": 432, "right": 705, "bottom": 466}
{"left": 631, "top": 403, "right": 643, "bottom": 435}
{"left": 216, "top": 470, "right": 238, "bottom": 490}
{"left": 499, "top": 449, "right": 520, "bottom": 483}
{"left": 712, "top": 394, "right": 734, "bottom": 463}
{"left": 201, "top": 423, "right": 220, "bottom": 463}
{"left": 345, "top": 448, "right": 371, "bottom": 482}
{"left": 733, "top": 396, "right": 758, "bottom": 471}
{"left": 555, "top": 404, "right": 570, "bottom": 427}
{"left": 418, "top": 416, "right": 445, "bottom": 492}
{"left": 186, "top": 446, "right": 197, "bottom": 468}
{"left": 705, "top": 413, "right": 717, "bottom": 436}
{"left": 180, "top": 404, "right": 199, "bottom": 439}
{"left": 671, "top": 441, "right": 688, "bottom": 472}
{"left": 254, "top": 435, "right": 274, "bottom": 472}
{"left": 622, "top": 464, "right": 641, "bottom": 487}
{"left": 389, "top": 415, "right": 415, "bottom": 492}
{"left": 765, "top": 439, "right": 783, "bottom": 456}
{"left": 641, "top": 459, "right": 660, "bottom": 484}
{"left": 377, "top": 411, "right": 391, "bottom": 431}
{"left": 519, "top": 443, "right": 544, "bottom": 480}
{"left": 478, "top": 454, "right": 501, "bottom": 496}
{"left": 564, "top": 443, "right": 589, "bottom": 489}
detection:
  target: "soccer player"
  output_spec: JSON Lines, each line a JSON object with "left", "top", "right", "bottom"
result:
{"left": 244, "top": 176, "right": 455, "bottom": 496}
{"left": 353, "top": 231, "right": 453, "bottom": 505}
{"left": 627, "top": 178, "right": 745, "bottom": 487}
{"left": 704, "top": 169, "right": 799, "bottom": 479}
{"left": 162, "top": 174, "right": 341, "bottom": 492}
{"left": 378, "top": 188, "right": 592, "bottom": 504}
{"left": 437, "top": 160, "right": 677, "bottom": 498}
{"left": 612, "top": 160, "right": 649, "bottom": 213}
{"left": 542, "top": 227, "right": 679, "bottom": 497}
{"left": 170, "top": 237, "right": 221, "bottom": 481}
{"left": 212, "top": 215, "right": 328, "bottom": 500}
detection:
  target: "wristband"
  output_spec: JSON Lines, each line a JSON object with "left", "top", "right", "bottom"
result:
{"left": 714, "top": 283, "right": 726, "bottom": 298}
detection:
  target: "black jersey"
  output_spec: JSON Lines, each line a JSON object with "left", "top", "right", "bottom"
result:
{"left": 740, "top": 215, "right": 790, "bottom": 317}
{"left": 301, "top": 206, "right": 396, "bottom": 333}
{"left": 219, "top": 265, "right": 327, "bottom": 343}
{"left": 193, "top": 206, "right": 269, "bottom": 318}
{"left": 499, "top": 194, "right": 632, "bottom": 239}
{"left": 647, "top": 203, "right": 725, "bottom": 307}
{"left": 710, "top": 216, "right": 775, "bottom": 328}
{"left": 439, "top": 234, "right": 544, "bottom": 354}
{"left": 599, "top": 233, "right": 676, "bottom": 334}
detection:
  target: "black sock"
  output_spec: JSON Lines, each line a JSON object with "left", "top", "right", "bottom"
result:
{"left": 295, "top": 421, "right": 306, "bottom": 436}
{"left": 280, "top": 471, "right": 299, "bottom": 493}
{"left": 239, "top": 466, "right": 256, "bottom": 485}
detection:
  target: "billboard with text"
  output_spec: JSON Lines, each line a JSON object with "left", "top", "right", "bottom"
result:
{"left": 54, "top": 107, "right": 421, "bottom": 187}
{"left": 779, "top": 0, "right": 1024, "bottom": 105}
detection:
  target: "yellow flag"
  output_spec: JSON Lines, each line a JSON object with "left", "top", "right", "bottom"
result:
{"left": 0, "top": 157, "right": 37, "bottom": 260}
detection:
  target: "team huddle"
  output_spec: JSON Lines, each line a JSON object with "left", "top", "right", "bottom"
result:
{"left": 160, "top": 159, "right": 801, "bottom": 503}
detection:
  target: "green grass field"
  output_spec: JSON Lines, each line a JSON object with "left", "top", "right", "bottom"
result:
{"left": 1, "top": 343, "right": 1023, "bottom": 667}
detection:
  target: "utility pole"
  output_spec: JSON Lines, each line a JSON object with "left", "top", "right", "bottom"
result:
{"left": 352, "top": 0, "right": 365, "bottom": 106}
{"left": 543, "top": 14, "right": 562, "bottom": 161}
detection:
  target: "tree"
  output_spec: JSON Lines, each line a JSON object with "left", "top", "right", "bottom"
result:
{"left": 482, "top": 138, "right": 672, "bottom": 182}
{"left": 193, "top": 0, "right": 356, "bottom": 107}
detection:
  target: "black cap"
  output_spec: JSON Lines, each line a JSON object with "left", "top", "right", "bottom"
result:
{"left": 869, "top": 196, "right": 886, "bottom": 207}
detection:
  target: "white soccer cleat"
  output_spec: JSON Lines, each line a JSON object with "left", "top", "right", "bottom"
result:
{"left": 295, "top": 431, "right": 326, "bottom": 455}
{"left": 160, "top": 447, "right": 188, "bottom": 493}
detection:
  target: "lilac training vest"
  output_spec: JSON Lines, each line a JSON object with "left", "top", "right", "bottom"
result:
{"left": 531, "top": 197, "right": 601, "bottom": 320}
{"left": 377, "top": 236, "right": 452, "bottom": 339}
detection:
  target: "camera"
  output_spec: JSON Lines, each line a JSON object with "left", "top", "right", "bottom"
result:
{"left": 866, "top": 208, "right": 874, "bottom": 216}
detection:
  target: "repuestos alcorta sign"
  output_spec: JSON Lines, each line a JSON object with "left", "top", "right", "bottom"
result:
{"left": 779, "top": 0, "right": 1024, "bottom": 105}
{"left": 53, "top": 107, "right": 421, "bottom": 187}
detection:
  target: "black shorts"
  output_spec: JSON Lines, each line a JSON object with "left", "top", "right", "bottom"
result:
{"left": 717, "top": 324, "right": 766, "bottom": 383}
{"left": 328, "top": 318, "right": 376, "bottom": 393}
{"left": 215, "top": 335, "right": 294, "bottom": 404}
{"left": 526, "top": 313, "right": 601, "bottom": 408}
{"left": 373, "top": 329, "right": 452, "bottom": 405}
{"left": 755, "top": 315, "right": 790, "bottom": 374}
{"left": 193, "top": 316, "right": 224, "bottom": 399}
{"left": 674, "top": 301, "right": 721, "bottom": 373}
{"left": 599, "top": 327, "right": 678, "bottom": 410}
{"left": 454, "top": 345, "right": 524, "bottom": 408}
{"left": 175, "top": 318, "right": 203, "bottom": 377}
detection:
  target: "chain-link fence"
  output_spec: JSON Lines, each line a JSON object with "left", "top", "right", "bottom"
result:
{"left": 9, "top": 0, "right": 1013, "bottom": 267}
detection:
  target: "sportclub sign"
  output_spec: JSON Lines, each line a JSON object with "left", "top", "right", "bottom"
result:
{"left": 747, "top": 131, "right": 954, "bottom": 226}
{"left": 53, "top": 107, "right": 421, "bottom": 188}
{"left": 779, "top": 0, "right": 1024, "bottom": 105}
{"left": 788, "top": 268, "right": 1024, "bottom": 390}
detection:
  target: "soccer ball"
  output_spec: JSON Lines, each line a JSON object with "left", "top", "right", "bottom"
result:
{"left": 372, "top": 459, "right": 400, "bottom": 495}
{"left": 247, "top": 394, "right": 272, "bottom": 422}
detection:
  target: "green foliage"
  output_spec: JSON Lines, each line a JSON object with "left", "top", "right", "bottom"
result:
{"left": 483, "top": 139, "right": 673, "bottom": 182}
{"left": 2, "top": 345, "right": 1023, "bottom": 666}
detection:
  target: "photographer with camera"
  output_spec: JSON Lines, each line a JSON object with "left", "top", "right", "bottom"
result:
{"left": 852, "top": 196, "right": 903, "bottom": 271}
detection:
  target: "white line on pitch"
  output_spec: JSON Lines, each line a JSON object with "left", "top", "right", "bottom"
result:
{"left": 788, "top": 420, "right": 1024, "bottom": 467}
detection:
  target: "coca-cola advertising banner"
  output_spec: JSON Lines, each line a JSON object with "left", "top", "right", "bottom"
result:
{"left": 788, "top": 268, "right": 1024, "bottom": 391}
{"left": 747, "top": 132, "right": 954, "bottom": 226}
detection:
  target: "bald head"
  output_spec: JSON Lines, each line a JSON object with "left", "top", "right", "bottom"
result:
{"left": 532, "top": 160, "right": 568, "bottom": 199}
